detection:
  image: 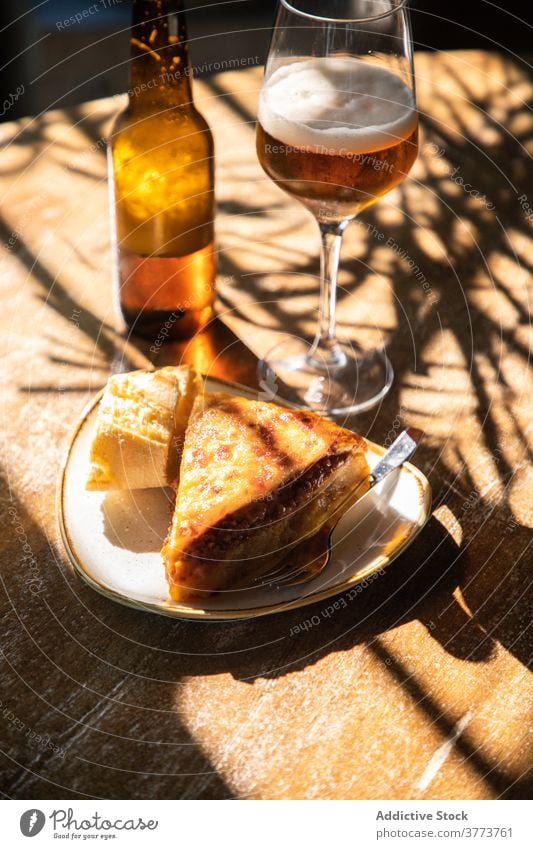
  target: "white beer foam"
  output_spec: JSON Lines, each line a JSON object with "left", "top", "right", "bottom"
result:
{"left": 259, "top": 56, "right": 417, "bottom": 155}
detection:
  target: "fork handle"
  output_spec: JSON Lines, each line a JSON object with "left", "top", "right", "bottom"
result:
{"left": 370, "top": 428, "right": 423, "bottom": 486}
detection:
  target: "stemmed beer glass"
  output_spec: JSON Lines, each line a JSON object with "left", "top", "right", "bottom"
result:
{"left": 256, "top": 0, "right": 418, "bottom": 414}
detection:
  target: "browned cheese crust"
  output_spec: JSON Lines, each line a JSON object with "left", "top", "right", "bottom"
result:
{"left": 162, "top": 393, "right": 370, "bottom": 601}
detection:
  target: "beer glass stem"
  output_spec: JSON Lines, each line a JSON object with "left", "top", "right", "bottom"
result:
{"left": 308, "top": 221, "right": 349, "bottom": 370}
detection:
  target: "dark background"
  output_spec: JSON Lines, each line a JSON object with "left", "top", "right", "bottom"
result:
{"left": 0, "top": 0, "right": 530, "bottom": 121}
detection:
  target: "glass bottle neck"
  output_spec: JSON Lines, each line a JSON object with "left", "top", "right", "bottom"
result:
{"left": 128, "top": 0, "right": 193, "bottom": 109}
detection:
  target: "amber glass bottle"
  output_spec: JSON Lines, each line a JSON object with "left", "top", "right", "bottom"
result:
{"left": 109, "top": 0, "right": 216, "bottom": 340}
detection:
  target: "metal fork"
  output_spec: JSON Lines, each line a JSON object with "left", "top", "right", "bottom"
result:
{"left": 259, "top": 428, "right": 423, "bottom": 589}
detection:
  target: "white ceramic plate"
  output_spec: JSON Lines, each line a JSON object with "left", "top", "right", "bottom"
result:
{"left": 58, "top": 377, "right": 432, "bottom": 620}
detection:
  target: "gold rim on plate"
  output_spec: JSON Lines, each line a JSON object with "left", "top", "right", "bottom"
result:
{"left": 57, "top": 376, "right": 432, "bottom": 621}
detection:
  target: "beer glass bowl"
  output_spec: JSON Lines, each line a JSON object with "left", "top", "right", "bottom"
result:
{"left": 256, "top": 0, "right": 418, "bottom": 414}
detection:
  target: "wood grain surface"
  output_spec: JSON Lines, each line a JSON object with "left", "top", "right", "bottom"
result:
{"left": 0, "top": 51, "right": 531, "bottom": 800}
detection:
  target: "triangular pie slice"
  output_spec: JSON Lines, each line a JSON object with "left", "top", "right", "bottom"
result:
{"left": 162, "top": 392, "right": 370, "bottom": 602}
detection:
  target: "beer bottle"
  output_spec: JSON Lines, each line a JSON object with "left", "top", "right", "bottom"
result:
{"left": 109, "top": 0, "right": 216, "bottom": 340}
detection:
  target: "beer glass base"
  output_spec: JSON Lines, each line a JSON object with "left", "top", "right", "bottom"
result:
{"left": 258, "top": 336, "right": 393, "bottom": 416}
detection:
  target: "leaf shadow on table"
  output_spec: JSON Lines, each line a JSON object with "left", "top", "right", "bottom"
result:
{"left": 0, "top": 102, "right": 149, "bottom": 390}
{"left": 0, "top": 209, "right": 157, "bottom": 395}
{"left": 0, "top": 215, "right": 116, "bottom": 365}
{"left": 3, "top": 58, "right": 531, "bottom": 800}
{"left": 211, "top": 52, "right": 533, "bottom": 662}
{"left": 181, "top": 58, "right": 533, "bottom": 797}
{"left": 0, "top": 473, "right": 236, "bottom": 800}
{"left": 61, "top": 505, "right": 530, "bottom": 799}
{"left": 3, "top": 468, "right": 529, "bottom": 799}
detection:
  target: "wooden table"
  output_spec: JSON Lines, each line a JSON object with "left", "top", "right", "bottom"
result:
{"left": 0, "top": 51, "right": 531, "bottom": 800}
